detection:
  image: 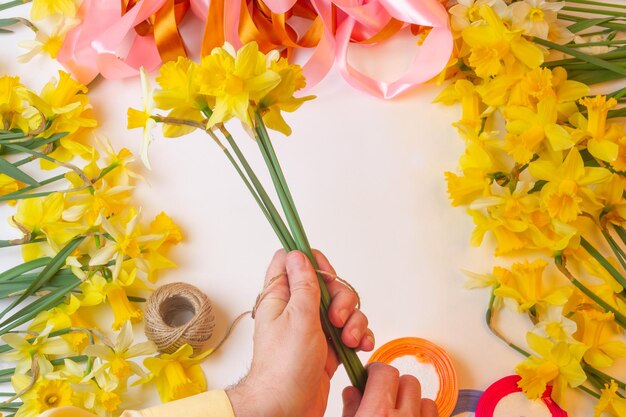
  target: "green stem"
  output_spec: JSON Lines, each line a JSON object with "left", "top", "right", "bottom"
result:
{"left": 0, "top": 0, "right": 27, "bottom": 12}
{"left": 0, "top": 238, "right": 47, "bottom": 248}
{"left": 564, "top": 0, "right": 626, "bottom": 8}
{"left": 217, "top": 127, "right": 295, "bottom": 250}
{"left": 600, "top": 227, "right": 626, "bottom": 272}
{"left": 486, "top": 288, "right": 531, "bottom": 357}
{"left": 580, "top": 237, "right": 626, "bottom": 291}
{"left": 534, "top": 37, "right": 626, "bottom": 76}
{"left": 559, "top": 13, "right": 626, "bottom": 31}
{"left": 584, "top": 364, "right": 626, "bottom": 390}
{"left": 253, "top": 115, "right": 366, "bottom": 391}
{"left": 565, "top": 40, "right": 626, "bottom": 48}
{"left": 555, "top": 256, "right": 626, "bottom": 328}
{"left": 578, "top": 383, "right": 601, "bottom": 399}
{"left": 562, "top": 5, "right": 626, "bottom": 17}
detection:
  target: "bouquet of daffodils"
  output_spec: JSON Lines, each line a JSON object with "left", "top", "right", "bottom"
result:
{"left": 128, "top": 42, "right": 368, "bottom": 390}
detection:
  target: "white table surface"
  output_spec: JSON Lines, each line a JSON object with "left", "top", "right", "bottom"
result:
{"left": 0, "top": 5, "right": 598, "bottom": 416}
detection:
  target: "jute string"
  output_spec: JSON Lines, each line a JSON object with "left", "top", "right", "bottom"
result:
{"left": 144, "top": 271, "right": 361, "bottom": 355}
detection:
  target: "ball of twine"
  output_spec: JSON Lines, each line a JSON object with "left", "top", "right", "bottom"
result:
{"left": 145, "top": 282, "right": 216, "bottom": 354}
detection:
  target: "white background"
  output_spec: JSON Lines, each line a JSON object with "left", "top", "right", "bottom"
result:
{"left": 0, "top": 4, "right": 599, "bottom": 416}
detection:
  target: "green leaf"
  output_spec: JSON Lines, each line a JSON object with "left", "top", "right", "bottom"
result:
{"left": 0, "top": 157, "right": 39, "bottom": 186}
{"left": 0, "top": 278, "right": 81, "bottom": 334}
{"left": 567, "top": 17, "right": 614, "bottom": 33}
{"left": 580, "top": 237, "right": 626, "bottom": 290}
{"left": 0, "top": 257, "right": 51, "bottom": 282}
{"left": 0, "top": 237, "right": 84, "bottom": 323}
{"left": 534, "top": 37, "right": 626, "bottom": 77}
{"left": 608, "top": 108, "right": 626, "bottom": 118}
{"left": 0, "top": 132, "right": 26, "bottom": 140}
{"left": 0, "top": 18, "right": 18, "bottom": 27}
{"left": 0, "top": 28, "right": 13, "bottom": 34}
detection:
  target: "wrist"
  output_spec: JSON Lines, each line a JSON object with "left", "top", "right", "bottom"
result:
{"left": 226, "top": 377, "right": 285, "bottom": 417}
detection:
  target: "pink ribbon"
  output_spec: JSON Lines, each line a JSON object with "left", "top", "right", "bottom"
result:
{"left": 334, "top": 0, "right": 453, "bottom": 98}
{"left": 57, "top": 0, "right": 453, "bottom": 99}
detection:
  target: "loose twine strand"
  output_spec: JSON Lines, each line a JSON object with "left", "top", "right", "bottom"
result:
{"left": 144, "top": 271, "right": 361, "bottom": 355}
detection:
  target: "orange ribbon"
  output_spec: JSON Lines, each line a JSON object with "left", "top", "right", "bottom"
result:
{"left": 201, "top": 0, "right": 406, "bottom": 57}
{"left": 122, "top": 0, "right": 189, "bottom": 62}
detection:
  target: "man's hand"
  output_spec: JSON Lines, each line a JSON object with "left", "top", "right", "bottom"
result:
{"left": 342, "top": 363, "right": 439, "bottom": 417}
{"left": 227, "top": 250, "right": 374, "bottom": 417}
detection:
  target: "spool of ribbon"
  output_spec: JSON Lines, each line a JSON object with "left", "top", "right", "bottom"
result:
{"left": 144, "top": 282, "right": 216, "bottom": 354}
{"left": 368, "top": 337, "right": 458, "bottom": 417}
{"left": 475, "top": 375, "right": 568, "bottom": 417}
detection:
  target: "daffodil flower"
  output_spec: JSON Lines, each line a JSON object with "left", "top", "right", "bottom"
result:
{"left": 197, "top": 42, "right": 281, "bottom": 127}
{"left": 0, "top": 330, "right": 70, "bottom": 375}
{"left": 143, "top": 344, "right": 213, "bottom": 403}
{"left": 516, "top": 332, "right": 587, "bottom": 407}
{"left": 595, "top": 380, "right": 626, "bottom": 417}
{"left": 30, "top": 0, "right": 77, "bottom": 21}
{"left": 127, "top": 67, "right": 156, "bottom": 169}
{"left": 83, "top": 321, "right": 156, "bottom": 382}
{"left": 12, "top": 374, "right": 75, "bottom": 417}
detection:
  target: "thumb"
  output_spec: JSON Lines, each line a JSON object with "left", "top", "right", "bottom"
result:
{"left": 342, "top": 386, "right": 362, "bottom": 417}
{"left": 285, "top": 251, "right": 320, "bottom": 317}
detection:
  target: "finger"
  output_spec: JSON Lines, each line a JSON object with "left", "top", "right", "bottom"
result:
{"left": 313, "top": 250, "right": 360, "bottom": 328}
{"left": 342, "top": 309, "right": 369, "bottom": 348}
{"left": 359, "top": 329, "right": 375, "bottom": 352}
{"left": 285, "top": 251, "right": 320, "bottom": 318}
{"left": 341, "top": 386, "right": 362, "bottom": 417}
{"left": 359, "top": 363, "right": 400, "bottom": 412}
{"left": 396, "top": 375, "right": 421, "bottom": 415}
{"left": 421, "top": 398, "right": 439, "bottom": 417}
{"left": 254, "top": 249, "right": 289, "bottom": 323}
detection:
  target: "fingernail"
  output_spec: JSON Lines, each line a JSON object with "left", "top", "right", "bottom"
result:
{"left": 365, "top": 334, "right": 375, "bottom": 348}
{"left": 338, "top": 309, "right": 349, "bottom": 325}
{"left": 287, "top": 251, "right": 305, "bottom": 269}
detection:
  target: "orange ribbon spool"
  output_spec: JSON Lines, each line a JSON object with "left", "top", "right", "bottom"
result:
{"left": 122, "top": 0, "right": 190, "bottom": 62}
{"left": 368, "top": 337, "right": 459, "bottom": 417}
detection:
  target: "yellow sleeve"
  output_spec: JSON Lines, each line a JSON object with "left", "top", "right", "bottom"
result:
{"left": 38, "top": 390, "right": 235, "bottom": 417}
{"left": 121, "top": 390, "right": 235, "bottom": 417}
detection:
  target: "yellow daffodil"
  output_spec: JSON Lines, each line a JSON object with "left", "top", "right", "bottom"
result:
{"left": 96, "top": 136, "right": 141, "bottom": 187}
{"left": 573, "top": 309, "right": 626, "bottom": 368}
{"left": 74, "top": 369, "right": 124, "bottom": 415}
{"left": 18, "top": 17, "right": 78, "bottom": 62}
{"left": 154, "top": 56, "right": 206, "bottom": 138}
{"left": 0, "top": 331, "right": 70, "bottom": 374}
{"left": 127, "top": 67, "right": 156, "bottom": 169}
{"left": 504, "top": 96, "right": 574, "bottom": 164}
{"left": 0, "top": 174, "right": 23, "bottom": 203}
{"left": 509, "top": 0, "right": 563, "bottom": 39}
{"left": 0, "top": 75, "right": 25, "bottom": 128}
{"left": 445, "top": 171, "right": 491, "bottom": 207}
{"left": 533, "top": 306, "right": 577, "bottom": 342}
{"left": 529, "top": 148, "right": 611, "bottom": 223}
{"left": 449, "top": 0, "right": 507, "bottom": 32}
{"left": 578, "top": 95, "right": 619, "bottom": 162}
{"left": 258, "top": 57, "right": 315, "bottom": 136}
{"left": 462, "top": 5, "right": 544, "bottom": 78}
{"left": 469, "top": 209, "right": 529, "bottom": 254}
{"left": 83, "top": 321, "right": 156, "bottom": 381}
{"left": 595, "top": 380, "right": 626, "bottom": 417}
{"left": 30, "top": 0, "right": 77, "bottom": 21}
{"left": 494, "top": 259, "right": 572, "bottom": 312}
{"left": 197, "top": 42, "right": 281, "bottom": 127}
{"left": 105, "top": 283, "right": 143, "bottom": 330}
{"left": 29, "top": 294, "right": 80, "bottom": 333}
{"left": 63, "top": 176, "right": 134, "bottom": 227}
{"left": 143, "top": 344, "right": 212, "bottom": 403}
{"left": 516, "top": 333, "right": 587, "bottom": 407}
{"left": 12, "top": 375, "right": 75, "bottom": 417}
